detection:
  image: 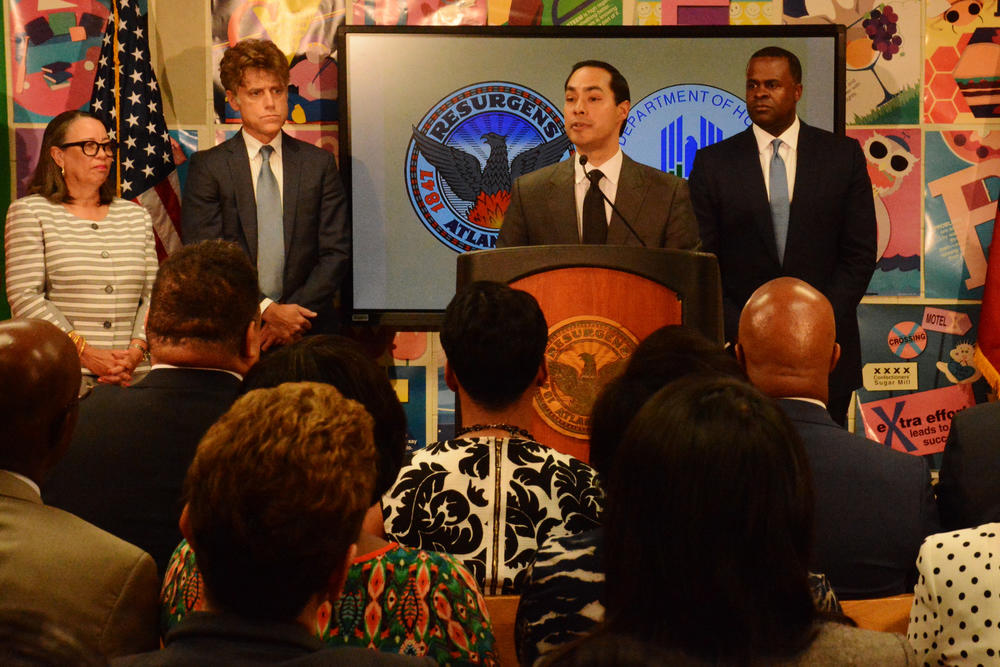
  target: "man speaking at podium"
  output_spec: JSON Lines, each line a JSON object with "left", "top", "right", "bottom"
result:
{"left": 497, "top": 61, "right": 699, "bottom": 249}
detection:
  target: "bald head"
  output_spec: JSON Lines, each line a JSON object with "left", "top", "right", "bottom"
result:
{"left": 736, "top": 278, "right": 840, "bottom": 403}
{"left": 0, "top": 320, "right": 81, "bottom": 480}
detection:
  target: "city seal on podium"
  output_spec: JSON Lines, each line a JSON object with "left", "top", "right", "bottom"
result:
{"left": 620, "top": 83, "right": 750, "bottom": 178}
{"left": 406, "top": 82, "right": 570, "bottom": 252}
{"left": 535, "top": 316, "right": 639, "bottom": 438}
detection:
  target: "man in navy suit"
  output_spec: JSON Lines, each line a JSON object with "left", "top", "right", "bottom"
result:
{"left": 44, "top": 241, "right": 261, "bottom": 575}
{"left": 182, "top": 39, "right": 349, "bottom": 347}
{"left": 497, "top": 60, "right": 699, "bottom": 249}
{"left": 736, "top": 277, "right": 939, "bottom": 599}
{"left": 689, "top": 46, "right": 876, "bottom": 424}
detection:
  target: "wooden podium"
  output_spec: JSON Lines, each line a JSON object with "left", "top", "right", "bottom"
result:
{"left": 457, "top": 245, "right": 723, "bottom": 461}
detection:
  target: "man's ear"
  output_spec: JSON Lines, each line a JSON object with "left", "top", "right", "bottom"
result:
{"left": 535, "top": 359, "right": 548, "bottom": 387}
{"left": 179, "top": 503, "right": 194, "bottom": 543}
{"left": 226, "top": 89, "right": 240, "bottom": 112}
{"left": 733, "top": 343, "right": 747, "bottom": 371}
{"left": 829, "top": 342, "right": 841, "bottom": 374}
{"left": 444, "top": 361, "right": 459, "bottom": 392}
{"left": 243, "top": 317, "right": 262, "bottom": 362}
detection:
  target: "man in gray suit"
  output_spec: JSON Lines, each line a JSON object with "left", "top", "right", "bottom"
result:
{"left": 0, "top": 319, "right": 159, "bottom": 658}
{"left": 497, "top": 60, "right": 699, "bottom": 249}
{"left": 736, "top": 277, "right": 939, "bottom": 599}
{"left": 181, "top": 38, "right": 349, "bottom": 347}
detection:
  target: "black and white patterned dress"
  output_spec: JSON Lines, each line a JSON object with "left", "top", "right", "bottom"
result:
{"left": 382, "top": 436, "right": 603, "bottom": 595}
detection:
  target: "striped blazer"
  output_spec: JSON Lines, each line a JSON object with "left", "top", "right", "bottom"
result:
{"left": 4, "top": 195, "right": 156, "bottom": 359}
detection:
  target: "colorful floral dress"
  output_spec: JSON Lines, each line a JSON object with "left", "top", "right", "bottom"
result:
{"left": 161, "top": 540, "right": 497, "bottom": 665}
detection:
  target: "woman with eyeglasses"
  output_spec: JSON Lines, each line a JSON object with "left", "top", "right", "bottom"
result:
{"left": 5, "top": 110, "right": 156, "bottom": 389}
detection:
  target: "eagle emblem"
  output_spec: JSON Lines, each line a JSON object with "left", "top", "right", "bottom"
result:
{"left": 411, "top": 127, "right": 570, "bottom": 229}
{"left": 535, "top": 317, "right": 639, "bottom": 439}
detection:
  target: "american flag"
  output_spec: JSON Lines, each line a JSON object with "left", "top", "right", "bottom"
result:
{"left": 89, "top": 0, "right": 181, "bottom": 260}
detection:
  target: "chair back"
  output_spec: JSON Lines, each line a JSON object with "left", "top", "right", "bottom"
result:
{"left": 841, "top": 594, "right": 914, "bottom": 634}
{"left": 485, "top": 594, "right": 520, "bottom": 666}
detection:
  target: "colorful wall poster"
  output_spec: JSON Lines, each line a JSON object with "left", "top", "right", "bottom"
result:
{"left": 7, "top": 0, "right": 109, "bottom": 123}
{"left": 850, "top": 128, "right": 921, "bottom": 296}
{"left": 389, "top": 365, "right": 429, "bottom": 452}
{"left": 728, "top": 0, "right": 780, "bottom": 25}
{"left": 539, "top": 0, "right": 623, "bottom": 24}
{"left": 784, "top": 0, "right": 921, "bottom": 124}
{"left": 924, "top": 0, "right": 1000, "bottom": 124}
{"left": 924, "top": 130, "right": 1000, "bottom": 300}
{"left": 211, "top": 0, "right": 344, "bottom": 123}
{"left": 857, "top": 303, "right": 990, "bottom": 460}
{"left": 170, "top": 129, "right": 199, "bottom": 194}
{"left": 356, "top": 0, "right": 486, "bottom": 24}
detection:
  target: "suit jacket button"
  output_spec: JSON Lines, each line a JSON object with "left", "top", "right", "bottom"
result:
{"left": 101, "top": 250, "right": 110, "bottom": 258}
{"left": 103, "top": 321, "right": 112, "bottom": 329}
{"left": 105, "top": 285, "right": 114, "bottom": 294}
{"left": 91, "top": 223, "right": 99, "bottom": 230}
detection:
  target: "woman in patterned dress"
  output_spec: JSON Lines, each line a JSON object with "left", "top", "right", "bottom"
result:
{"left": 160, "top": 336, "right": 498, "bottom": 664}
{"left": 4, "top": 110, "right": 156, "bottom": 387}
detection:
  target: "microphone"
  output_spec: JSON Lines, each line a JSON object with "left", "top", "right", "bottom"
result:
{"left": 578, "top": 154, "right": 647, "bottom": 247}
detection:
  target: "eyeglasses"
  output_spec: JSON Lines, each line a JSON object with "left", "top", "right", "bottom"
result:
{"left": 59, "top": 140, "right": 118, "bottom": 157}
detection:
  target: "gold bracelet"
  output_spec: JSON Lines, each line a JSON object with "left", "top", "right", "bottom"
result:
{"left": 66, "top": 330, "right": 87, "bottom": 355}
{"left": 129, "top": 341, "right": 150, "bottom": 361}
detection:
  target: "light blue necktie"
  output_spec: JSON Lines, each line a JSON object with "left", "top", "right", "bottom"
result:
{"left": 769, "top": 137, "right": 790, "bottom": 263}
{"left": 256, "top": 145, "right": 284, "bottom": 300}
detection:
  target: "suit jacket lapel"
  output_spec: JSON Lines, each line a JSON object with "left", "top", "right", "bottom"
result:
{"left": 607, "top": 154, "right": 644, "bottom": 245}
{"left": 229, "top": 132, "right": 258, "bottom": 261}
{"left": 279, "top": 131, "right": 298, "bottom": 265}
{"left": 786, "top": 122, "right": 817, "bottom": 261}
{"left": 547, "top": 159, "right": 581, "bottom": 244}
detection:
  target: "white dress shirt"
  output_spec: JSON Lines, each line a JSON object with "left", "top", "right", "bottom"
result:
{"left": 753, "top": 116, "right": 799, "bottom": 203}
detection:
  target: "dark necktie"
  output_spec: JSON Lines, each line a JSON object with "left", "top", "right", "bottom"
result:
{"left": 769, "top": 138, "right": 790, "bottom": 263}
{"left": 256, "top": 145, "right": 284, "bottom": 300}
{"left": 582, "top": 169, "right": 607, "bottom": 244}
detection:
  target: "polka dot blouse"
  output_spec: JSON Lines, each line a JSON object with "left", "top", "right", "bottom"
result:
{"left": 908, "top": 524, "right": 1000, "bottom": 666}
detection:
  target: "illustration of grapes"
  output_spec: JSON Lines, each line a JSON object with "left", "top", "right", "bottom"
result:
{"left": 846, "top": 5, "right": 902, "bottom": 107}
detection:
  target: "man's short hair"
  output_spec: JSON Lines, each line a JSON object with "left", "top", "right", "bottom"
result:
{"left": 184, "top": 382, "right": 376, "bottom": 621}
{"left": 146, "top": 240, "right": 259, "bottom": 353}
{"left": 441, "top": 281, "right": 548, "bottom": 411}
{"left": 219, "top": 39, "right": 290, "bottom": 94}
{"left": 565, "top": 60, "right": 631, "bottom": 105}
{"left": 749, "top": 46, "right": 802, "bottom": 84}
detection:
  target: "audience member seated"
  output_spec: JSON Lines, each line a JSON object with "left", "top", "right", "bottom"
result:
{"left": 908, "top": 525, "right": 1000, "bottom": 664}
{"left": 736, "top": 277, "right": 940, "bottom": 599}
{"left": 43, "top": 240, "right": 261, "bottom": 575}
{"left": 114, "top": 383, "right": 427, "bottom": 665}
{"left": 0, "top": 607, "right": 107, "bottom": 666}
{"left": 383, "top": 281, "right": 603, "bottom": 594}
{"left": 516, "top": 326, "right": 841, "bottom": 665}
{"left": 548, "top": 376, "right": 915, "bottom": 665}
{"left": 159, "top": 336, "right": 497, "bottom": 662}
{"left": 0, "top": 319, "right": 158, "bottom": 658}
{"left": 936, "top": 402, "right": 1000, "bottom": 531}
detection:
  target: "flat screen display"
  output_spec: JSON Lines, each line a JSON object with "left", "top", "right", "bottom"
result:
{"left": 338, "top": 25, "right": 846, "bottom": 326}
